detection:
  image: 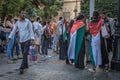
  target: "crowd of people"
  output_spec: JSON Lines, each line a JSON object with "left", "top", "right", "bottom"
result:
{"left": 0, "top": 9, "right": 118, "bottom": 74}
{"left": 66, "top": 11, "right": 118, "bottom": 73}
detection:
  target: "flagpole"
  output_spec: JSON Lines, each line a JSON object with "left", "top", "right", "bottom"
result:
{"left": 90, "top": 0, "right": 95, "bottom": 20}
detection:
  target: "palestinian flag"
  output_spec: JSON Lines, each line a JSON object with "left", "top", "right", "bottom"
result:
{"left": 89, "top": 19, "right": 104, "bottom": 66}
{"left": 68, "top": 20, "right": 86, "bottom": 63}
{"left": 62, "top": 19, "right": 67, "bottom": 42}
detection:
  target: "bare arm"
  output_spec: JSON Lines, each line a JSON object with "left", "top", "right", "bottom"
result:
{"left": 6, "top": 21, "right": 14, "bottom": 29}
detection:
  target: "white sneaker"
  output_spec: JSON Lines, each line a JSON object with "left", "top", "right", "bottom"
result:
{"left": 72, "top": 63, "right": 75, "bottom": 65}
{"left": 46, "top": 55, "right": 51, "bottom": 58}
{"left": 41, "top": 55, "right": 45, "bottom": 57}
{"left": 85, "top": 67, "right": 88, "bottom": 69}
{"left": 105, "top": 70, "right": 109, "bottom": 73}
{"left": 88, "top": 68, "right": 96, "bottom": 73}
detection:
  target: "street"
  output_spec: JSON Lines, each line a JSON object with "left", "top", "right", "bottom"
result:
{"left": 0, "top": 49, "right": 120, "bottom": 80}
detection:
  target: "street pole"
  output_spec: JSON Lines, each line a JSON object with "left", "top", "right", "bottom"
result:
{"left": 90, "top": 0, "right": 95, "bottom": 20}
{"left": 111, "top": 0, "right": 120, "bottom": 71}
{"left": 74, "top": 0, "right": 78, "bottom": 18}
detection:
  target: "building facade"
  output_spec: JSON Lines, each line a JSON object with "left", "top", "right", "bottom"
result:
{"left": 58, "top": 0, "right": 81, "bottom": 21}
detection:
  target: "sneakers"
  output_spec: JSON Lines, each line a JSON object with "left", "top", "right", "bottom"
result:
{"left": 88, "top": 68, "right": 96, "bottom": 73}
{"left": 46, "top": 55, "right": 51, "bottom": 58}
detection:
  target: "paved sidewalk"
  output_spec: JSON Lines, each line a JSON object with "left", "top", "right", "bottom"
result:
{"left": 0, "top": 50, "right": 120, "bottom": 80}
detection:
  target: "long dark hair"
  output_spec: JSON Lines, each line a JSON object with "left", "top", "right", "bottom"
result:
{"left": 92, "top": 11, "right": 100, "bottom": 23}
{"left": 76, "top": 14, "right": 85, "bottom": 21}
{"left": 69, "top": 19, "right": 74, "bottom": 28}
{"left": 6, "top": 14, "right": 13, "bottom": 21}
{"left": 4, "top": 14, "right": 13, "bottom": 27}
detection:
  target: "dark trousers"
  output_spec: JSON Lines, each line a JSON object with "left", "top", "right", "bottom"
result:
{"left": 75, "top": 38, "right": 85, "bottom": 69}
{"left": 106, "top": 37, "right": 112, "bottom": 53}
{"left": 66, "top": 33, "right": 70, "bottom": 63}
{"left": 42, "top": 40, "right": 48, "bottom": 55}
{"left": 59, "top": 35, "right": 66, "bottom": 60}
{"left": 48, "top": 37, "right": 52, "bottom": 49}
{"left": 20, "top": 40, "right": 30, "bottom": 69}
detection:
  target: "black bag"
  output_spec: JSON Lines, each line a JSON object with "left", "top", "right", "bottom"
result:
{"left": 0, "top": 31, "right": 6, "bottom": 41}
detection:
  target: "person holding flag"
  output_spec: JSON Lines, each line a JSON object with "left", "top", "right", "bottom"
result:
{"left": 68, "top": 14, "right": 86, "bottom": 69}
{"left": 89, "top": 11, "right": 104, "bottom": 72}
{"left": 57, "top": 17, "right": 67, "bottom": 60}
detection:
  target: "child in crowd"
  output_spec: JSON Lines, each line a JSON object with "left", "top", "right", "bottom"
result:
{"left": 29, "top": 40, "right": 37, "bottom": 64}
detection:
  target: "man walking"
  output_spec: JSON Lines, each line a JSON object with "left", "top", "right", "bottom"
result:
{"left": 8, "top": 9, "right": 34, "bottom": 74}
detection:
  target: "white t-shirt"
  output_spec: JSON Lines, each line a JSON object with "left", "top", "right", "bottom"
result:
{"left": 33, "top": 21, "right": 42, "bottom": 37}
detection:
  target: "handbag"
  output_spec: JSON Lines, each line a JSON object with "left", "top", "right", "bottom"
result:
{"left": 101, "top": 24, "right": 110, "bottom": 38}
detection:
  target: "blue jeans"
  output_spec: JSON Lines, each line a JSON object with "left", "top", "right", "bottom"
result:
{"left": 6, "top": 33, "right": 14, "bottom": 59}
{"left": 52, "top": 34, "right": 57, "bottom": 51}
{"left": 11, "top": 35, "right": 20, "bottom": 57}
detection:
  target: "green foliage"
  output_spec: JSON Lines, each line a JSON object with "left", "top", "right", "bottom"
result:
{"left": 39, "top": 0, "right": 63, "bottom": 20}
{"left": 95, "top": 0, "right": 118, "bottom": 17}
{"left": 81, "top": 0, "right": 90, "bottom": 18}
{"left": 36, "top": 9, "right": 45, "bottom": 17}
{"left": 0, "top": 0, "right": 63, "bottom": 22}
{"left": 81, "top": 0, "right": 118, "bottom": 18}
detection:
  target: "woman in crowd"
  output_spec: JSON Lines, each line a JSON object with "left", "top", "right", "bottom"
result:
{"left": 4, "top": 14, "right": 15, "bottom": 63}
{"left": 89, "top": 11, "right": 104, "bottom": 72}
{"left": 68, "top": 14, "right": 86, "bottom": 69}
{"left": 65, "top": 19, "right": 74, "bottom": 64}
{"left": 100, "top": 12, "right": 111, "bottom": 71}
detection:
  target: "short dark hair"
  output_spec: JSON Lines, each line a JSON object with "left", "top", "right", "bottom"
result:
{"left": 59, "top": 17, "right": 62, "bottom": 20}
{"left": 102, "top": 12, "right": 106, "bottom": 15}
{"left": 93, "top": 11, "right": 100, "bottom": 20}
{"left": 19, "top": 9, "right": 25, "bottom": 13}
{"left": 36, "top": 17, "right": 40, "bottom": 21}
{"left": 43, "top": 21, "right": 46, "bottom": 26}
{"left": 107, "top": 13, "right": 110, "bottom": 17}
{"left": 76, "top": 14, "right": 85, "bottom": 20}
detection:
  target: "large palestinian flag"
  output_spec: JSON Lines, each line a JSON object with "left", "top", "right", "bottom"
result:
{"left": 68, "top": 20, "right": 86, "bottom": 63}
{"left": 89, "top": 19, "right": 104, "bottom": 66}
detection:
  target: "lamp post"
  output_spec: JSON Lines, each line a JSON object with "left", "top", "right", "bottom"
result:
{"left": 111, "top": 0, "right": 120, "bottom": 71}
{"left": 74, "top": 0, "right": 78, "bottom": 18}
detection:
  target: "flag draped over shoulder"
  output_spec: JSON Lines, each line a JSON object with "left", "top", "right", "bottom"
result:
{"left": 90, "top": 19, "right": 104, "bottom": 36}
{"left": 68, "top": 20, "right": 86, "bottom": 63}
{"left": 89, "top": 19, "right": 104, "bottom": 66}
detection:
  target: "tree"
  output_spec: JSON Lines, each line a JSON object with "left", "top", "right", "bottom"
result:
{"left": 81, "top": 0, "right": 118, "bottom": 19}
{"left": 0, "top": 0, "right": 35, "bottom": 22}
{"left": 39, "top": 0, "right": 63, "bottom": 20}
{"left": 0, "top": 0, "right": 63, "bottom": 22}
